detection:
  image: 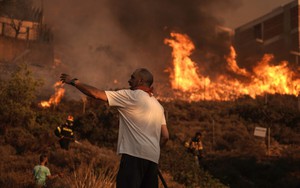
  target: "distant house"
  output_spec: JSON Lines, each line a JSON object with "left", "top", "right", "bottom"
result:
{"left": 234, "top": 0, "right": 299, "bottom": 68}
{"left": 0, "top": 16, "right": 41, "bottom": 41}
{"left": 0, "top": 0, "right": 53, "bottom": 68}
{"left": 0, "top": 0, "right": 52, "bottom": 41}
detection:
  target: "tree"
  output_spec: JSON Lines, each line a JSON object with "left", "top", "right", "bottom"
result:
{"left": 0, "top": 63, "right": 43, "bottom": 127}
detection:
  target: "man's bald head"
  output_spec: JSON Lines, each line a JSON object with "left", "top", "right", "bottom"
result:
{"left": 135, "top": 68, "right": 153, "bottom": 87}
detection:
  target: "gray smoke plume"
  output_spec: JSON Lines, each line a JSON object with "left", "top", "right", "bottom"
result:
{"left": 38, "top": 0, "right": 241, "bottom": 97}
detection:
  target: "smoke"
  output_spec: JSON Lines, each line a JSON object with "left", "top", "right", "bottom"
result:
{"left": 39, "top": 0, "right": 241, "bottom": 94}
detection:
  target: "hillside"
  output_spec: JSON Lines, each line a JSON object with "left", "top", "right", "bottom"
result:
{"left": 0, "top": 65, "right": 299, "bottom": 188}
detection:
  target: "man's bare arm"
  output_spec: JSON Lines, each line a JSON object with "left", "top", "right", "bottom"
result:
{"left": 160, "top": 124, "right": 169, "bottom": 147}
{"left": 47, "top": 172, "right": 63, "bottom": 180}
{"left": 60, "top": 73, "right": 107, "bottom": 101}
{"left": 73, "top": 81, "right": 107, "bottom": 101}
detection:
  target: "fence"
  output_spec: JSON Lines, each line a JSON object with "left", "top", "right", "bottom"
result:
{"left": 0, "top": 16, "right": 52, "bottom": 42}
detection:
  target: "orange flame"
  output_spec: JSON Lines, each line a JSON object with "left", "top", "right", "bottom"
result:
{"left": 164, "top": 32, "right": 209, "bottom": 92}
{"left": 164, "top": 32, "right": 300, "bottom": 101}
{"left": 225, "top": 46, "right": 249, "bottom": 77}
{"left": 40, "top": 81, "right": 65, "bottom": 108}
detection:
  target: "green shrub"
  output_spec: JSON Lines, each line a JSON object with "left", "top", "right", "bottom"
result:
{"left": 0, "top": 64, "right": 43, "bottom": 127}
{"left": 4, "top": 127, "right": 36, "bottom": 154}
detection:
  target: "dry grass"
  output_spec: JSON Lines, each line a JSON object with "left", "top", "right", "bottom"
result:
{"left": 158, "top": 171, "right": 186, "bottom": 188}
{"left": 1, "top": 94, "right": 300, "bottom": 187}
{"left": 0, "top": 139, "right": 120, "bottom": 188}
{"left": 65, "top": 159, "right": 118, "bottom": 188}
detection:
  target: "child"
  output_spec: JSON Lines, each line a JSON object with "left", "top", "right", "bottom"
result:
{"left": 33, "top": 154, "right": 63, "bottom": 187}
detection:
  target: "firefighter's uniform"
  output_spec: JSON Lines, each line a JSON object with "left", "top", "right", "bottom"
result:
{"left": 185, "top": 132, "right": 204, "bottom": 166}
{"left": 54, "top": 115, "right": 75, "bottom": 150}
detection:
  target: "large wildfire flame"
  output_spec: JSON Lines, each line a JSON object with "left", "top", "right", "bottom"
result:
{"left": 164, "top": 32, "right": 300, "bottom": 101}
{"left": 40, "top": 81, "right": 65, "bottom": 108}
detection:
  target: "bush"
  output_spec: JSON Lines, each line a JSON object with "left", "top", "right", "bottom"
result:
{"left": 0, "top": 64, "right": 43, "bottom": 127}
{"left": 4, "top": 127, "right": 36, "bottom": 154}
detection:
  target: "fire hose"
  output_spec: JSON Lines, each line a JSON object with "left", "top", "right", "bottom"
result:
{"left": 158, "top": 169, "right": 168, "bottom": 188}
{"left": 35, "top": 138, "right": 81, "bottom": 153}
{"left": 60, "top": 136, "right": 82, "bottom": 145}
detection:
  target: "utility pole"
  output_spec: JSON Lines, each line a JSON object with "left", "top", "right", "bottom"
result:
{"left": 265, "top": 93, "right": 268, "bottom": 105}
{"left": 298, "top": 95, "right": 300, "bottom": 112}
{"left": 81, "top": 95, "right": 87, "bottom": 114}
{"left": 212, "top": 119, "right": 215, "bottom": 151}
{"left": 267, "top": 127, "right": 271, "bottom": 156}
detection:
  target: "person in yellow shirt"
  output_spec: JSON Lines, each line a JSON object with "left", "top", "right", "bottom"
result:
{"left": 189, "top": 132, "right": 204, "bottom": 167}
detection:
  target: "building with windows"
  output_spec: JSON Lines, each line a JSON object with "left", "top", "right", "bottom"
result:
{"left": 234, "top": 0, "right": 300, "bottom": 68}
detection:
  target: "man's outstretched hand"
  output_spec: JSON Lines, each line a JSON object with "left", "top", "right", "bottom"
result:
{"left": 60, "top": 73, "right": 77, "bottom": 85}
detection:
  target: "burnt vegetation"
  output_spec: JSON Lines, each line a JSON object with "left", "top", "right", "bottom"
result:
{"left": 0, "top": 65, "right": 300, "bottom": 188}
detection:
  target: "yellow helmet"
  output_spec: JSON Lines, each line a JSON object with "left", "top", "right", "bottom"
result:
{"left": 67, "top": 115, "right": 74, "bottom": 122}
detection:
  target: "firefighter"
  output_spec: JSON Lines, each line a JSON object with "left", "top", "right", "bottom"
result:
{"left": 54, "top": 115, "right": 75, "bottom": 150}
{"left": 186, "top": 131, "right": 204, "bottom": 167}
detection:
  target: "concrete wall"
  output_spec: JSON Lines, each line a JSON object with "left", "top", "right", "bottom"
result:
{"left": 0, "top": 36, "right": 54, "bottom": 66}
{"left": 0, "top": 12, "right": 54, "bottom": 69}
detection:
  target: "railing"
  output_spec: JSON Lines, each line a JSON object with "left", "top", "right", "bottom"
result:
{"left": 0, "top": 16, "right": 52, "bottom": 42}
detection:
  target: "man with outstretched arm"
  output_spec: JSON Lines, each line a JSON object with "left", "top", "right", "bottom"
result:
{"left": 60, "top": 68, "right": 169, "bottom": 188}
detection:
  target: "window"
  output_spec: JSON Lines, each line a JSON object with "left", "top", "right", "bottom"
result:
{"left": 254, "top": 23, "right": 263, "bottom": 41}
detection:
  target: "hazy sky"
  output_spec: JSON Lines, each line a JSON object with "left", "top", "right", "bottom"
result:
{"left": 219, "top": 0, "right": 292, "bottom": 28}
